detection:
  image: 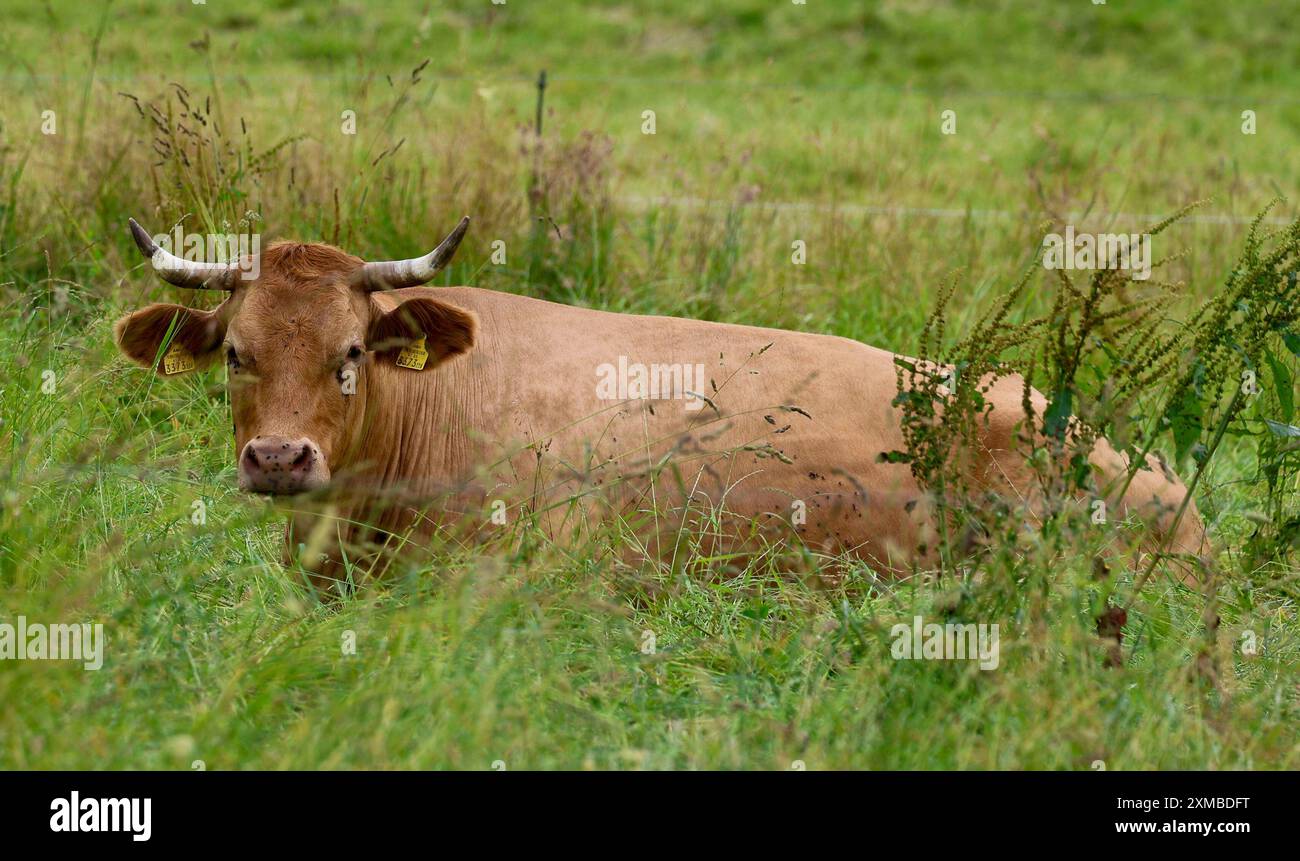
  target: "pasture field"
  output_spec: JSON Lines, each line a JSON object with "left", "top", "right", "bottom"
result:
{"left": 1, "top": 0, "right": 1299, "bottom": 769}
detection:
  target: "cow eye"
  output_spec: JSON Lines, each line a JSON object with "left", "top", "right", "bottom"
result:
{"left": 346, "top": 345, "right": 364, "bottom": 363}
{"left": 225, "top": 346, "right": 241, "bottom": 369}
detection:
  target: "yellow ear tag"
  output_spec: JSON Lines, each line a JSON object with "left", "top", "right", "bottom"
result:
{"left": 162, "top": 342, "right": 196, "bottom": 375}
{"left": 395, "top": 337, "right": 428, "bottom": 370}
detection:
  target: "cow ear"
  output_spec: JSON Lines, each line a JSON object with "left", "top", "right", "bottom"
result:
{"left": 367, "top": 296, "right": 476, "bottom": 368}
{"left": 114, "top": 303, "right": 226, "bottom": 375}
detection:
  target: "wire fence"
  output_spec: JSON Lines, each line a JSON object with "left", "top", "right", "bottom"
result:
{"left": 3, "top": 67, "right": 1298, "bottom": 106}
{"left": 620, "top": 194, "right": 1296, "bottom": 226}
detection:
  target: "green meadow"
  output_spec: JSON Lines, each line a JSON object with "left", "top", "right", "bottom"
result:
{"left": 0, "top": 0, "right": 1297, "bottom": 768}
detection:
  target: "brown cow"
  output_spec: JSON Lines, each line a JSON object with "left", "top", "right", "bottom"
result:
{"left": 114, "top": 217, "right": 1206, "bottom": 594}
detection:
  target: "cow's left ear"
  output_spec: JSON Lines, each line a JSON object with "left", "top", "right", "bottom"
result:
{"left": 367, "top": 296, "right": 476, "bottom": 368}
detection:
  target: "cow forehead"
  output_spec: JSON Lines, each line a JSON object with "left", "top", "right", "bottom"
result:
{"left": 230, "top": 281, "right": 365, "bottom": 353}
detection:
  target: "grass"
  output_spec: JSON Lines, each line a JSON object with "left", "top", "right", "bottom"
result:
{"left": 1, "top": 0, "right": 1298, "bottom": 769}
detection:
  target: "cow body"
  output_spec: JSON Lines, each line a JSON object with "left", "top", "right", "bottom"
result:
{"left": 297, "top": 286, "right": 1204, "bottom": 588}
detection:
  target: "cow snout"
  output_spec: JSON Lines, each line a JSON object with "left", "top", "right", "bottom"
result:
{"left": 238, "top": 436, "right": 330, "bottom": 495}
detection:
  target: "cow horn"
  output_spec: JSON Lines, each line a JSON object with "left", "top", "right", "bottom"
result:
{"left": 353, "top": 216, "right": 470, "bottom": 291}
{"left": 128, "top": 218, "right": 239, "bottom": 290}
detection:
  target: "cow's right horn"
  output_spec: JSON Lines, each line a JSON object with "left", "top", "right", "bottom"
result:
{"left": 128, "top": 218, "right": 239, "bottom": 290}
{"left": 352, "top": 216, "right": 470, "bottom": 291}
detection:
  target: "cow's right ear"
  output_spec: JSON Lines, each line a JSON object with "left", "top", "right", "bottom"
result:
{"left": 114, "top": 303, "right": 226, "bottom": 375}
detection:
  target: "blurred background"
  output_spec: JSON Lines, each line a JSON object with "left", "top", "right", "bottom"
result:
{"left": 6, "top": 0, "right": 1299, "bottom": 331}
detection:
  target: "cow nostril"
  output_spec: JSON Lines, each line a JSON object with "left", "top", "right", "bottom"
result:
{"left": 240, "top": 438, "right": 321, "bottom": 489}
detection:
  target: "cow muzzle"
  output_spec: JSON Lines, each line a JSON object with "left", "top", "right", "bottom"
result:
{"left": 238, "top": 436, "right": 330, "bottom": 495}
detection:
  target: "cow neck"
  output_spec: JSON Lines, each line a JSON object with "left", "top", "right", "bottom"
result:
{"left": 335, "top": 354, "right": 478, "bottom": 499}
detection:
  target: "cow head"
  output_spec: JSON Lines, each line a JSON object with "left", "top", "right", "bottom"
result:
{"left": 114, "top": 217, "right": 476, "bottom": 495}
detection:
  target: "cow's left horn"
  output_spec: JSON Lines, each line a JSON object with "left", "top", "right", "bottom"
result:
{"left": 128, "top": 218, "right": 239, "bottom": 290}
{"left": 352, "top": 216, "right": 470, "bottom": 291}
